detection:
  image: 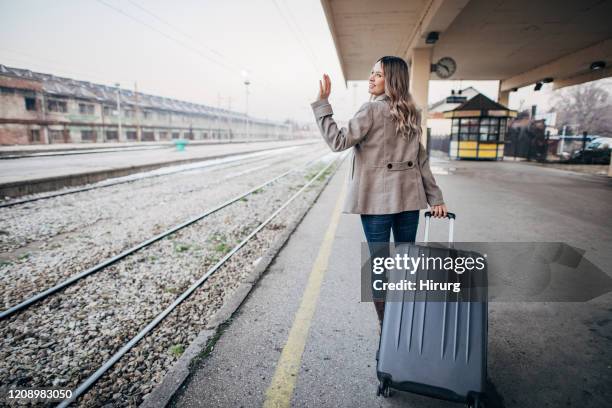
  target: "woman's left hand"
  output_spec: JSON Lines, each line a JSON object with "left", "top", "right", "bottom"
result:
{"left": 316, "top": 73, "right": 331, "bottom": 101}
{"left": 430, "top": 204, "right": 448, "bottom": 218}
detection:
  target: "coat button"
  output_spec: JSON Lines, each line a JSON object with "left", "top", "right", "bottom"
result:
{"left": 408, "top": 161, "right": 413, "bottom": 167}
{"left": 387, "top": 163, "right": 392, "bottom": 169}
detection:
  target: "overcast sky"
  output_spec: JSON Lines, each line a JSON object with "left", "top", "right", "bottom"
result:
{"left": 0, "top": 0, "right": 586, "bottom": 123}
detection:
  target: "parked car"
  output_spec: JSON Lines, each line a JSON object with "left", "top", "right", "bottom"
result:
{"left": 569, "top": 137, "right": 612, "bottom": 164}
{"left": 586, "top": 137, "right": 612, "bottom": 150}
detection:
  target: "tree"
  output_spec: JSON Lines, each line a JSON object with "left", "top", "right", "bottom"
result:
{"left": 549, "top": 79, "right": 612, "bottom": 137}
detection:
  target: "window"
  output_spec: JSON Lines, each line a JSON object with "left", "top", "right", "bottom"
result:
{"left": 29, "top": 129, "right": 41, "bottom": 143}
{"left": 49, "top": 129, "right": 67, "bottom": 142}
{"left": 142, "top": 131, "right": 155, "bottom": 141}
{"left": 158, "top": 131, "right": 169, "bottom": 140}
{"left": 25, "top": 97, "right": 37, "bottom": 111}
{"left": 81, "top": 130, "right": 97, "bottom": 142}
{"left": 455, "top": 117, "right": 482, "bottom": 142}
{"left": 499, "top": 119, "right": 507, "bottom": 142}
{"left": 158, "top": 112, "right": 168, "bottom": 121}
{"left": 126, "top": 131, "right": 137, "bottom": 141}
{"left": 123, "top": 109, "right": 134, "bottom": 118}
{"left": 105, "top": 130, "right": 118, "bottom": 140}
{"left": 172, "top": 132, "right": 180, "bottom": 139}
{"left": 143, "top": 111, "right": 153, "bottom": 119}
{"left": 459, "top": 133, "right": 478, "bottom": 141}
{"left": 103, "top": 106, "right": 117, "bottom": 116}
{"left": 79, "top": 103, "right": 95, "bottom": 115}
{"left": 480, "top": 133, "right": 499, "bottom": 142}
{"left": 47, "top": 99, "right": 68, "bottom": 113}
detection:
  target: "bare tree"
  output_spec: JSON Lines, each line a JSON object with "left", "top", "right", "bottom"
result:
{"left": 549, "top": 79, "right": 612, "bottom": 137}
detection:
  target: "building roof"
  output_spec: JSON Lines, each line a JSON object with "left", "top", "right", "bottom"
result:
{"left": 428, "top": 86, "right": 480, "bottom": 113}
{"left": 452, "top": 93, "right": 509, "bottom": 112}
{"left": 442, "top": 92, "right": 517, "bottom": 118}
{"left": 0, "top": 64, "right": 281, "bottom": 125}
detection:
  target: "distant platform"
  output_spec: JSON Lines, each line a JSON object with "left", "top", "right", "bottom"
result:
{"left": 0, "top": 140, "right": 318, "bottom": 199}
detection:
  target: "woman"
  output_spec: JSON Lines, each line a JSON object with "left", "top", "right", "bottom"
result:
{"left": 310, "top": 56, "right": 448, "bottom": 327}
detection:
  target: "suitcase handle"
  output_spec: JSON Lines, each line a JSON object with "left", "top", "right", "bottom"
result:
{"left": 424, "top": 211, "right": 456, "bottom": 220}
{"left": 423, "top": 211, "right": 456, "bottom": 244}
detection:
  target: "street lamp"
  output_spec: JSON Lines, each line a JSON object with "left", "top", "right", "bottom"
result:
{"left": 115, "top": 83, "right": 122, "bottom": 142}
{"left": 241, "top": 70, "right": 250, "bottom": 139}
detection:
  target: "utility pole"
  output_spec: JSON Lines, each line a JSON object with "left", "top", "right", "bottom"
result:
{"left": 244, "top": 79, "right": 250, "bottom": 139}
{"left": 242, "top": 69, "right": 250, "bottom": 139}
{"left": 115, "top": 83, "right": 122, "bottom": 142}
{"left": 134, "top": 81, "right": 141, "bottom": 142}
{"left": 227, "top": 96, "right": 233, "bottom": 139}
{"left": 41, "top": 92, "right": 49, "bottom": 144}
{"left": 581, "top": 130, "right": 588, "bottom": 163}
{"left": 558, "top": 125, "right": 567, "bottom": 155}
{"left": 217, "top": 92, "right": 221, "bottom": 139}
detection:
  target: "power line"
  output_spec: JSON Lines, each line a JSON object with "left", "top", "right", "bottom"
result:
{"left": 279, "top": 0, "right": 321, "bottom": 72}
{"left": 125, "top": 0, "right": 242, "bottom": 72}
{"left": 95, "top": 0, "right": 274, "bottom": 91}
{"left": 270, "top": 0, "right": 320, "bottom": 74}
{"left": 95, "top": 0, "right": 237, "bottom": 74}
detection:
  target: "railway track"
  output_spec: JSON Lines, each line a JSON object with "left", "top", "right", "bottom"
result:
{"left": 0, "top": 144, "right": 328, "bottom": 306}
{"left": 0, "top": 149, "right": 346, "bottom": 406}
{"left": 0, "top": 143, "right": 316, "bottom": 208}
{"left": 0, "top": 148, "right": 329, "bottom": 319}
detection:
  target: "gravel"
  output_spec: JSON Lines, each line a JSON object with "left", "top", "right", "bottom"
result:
{"left": 0, "top": 143, "right": 327, "bottom": 307}
{"left": 0, "top": 142, "right": 342, "bottom": 407}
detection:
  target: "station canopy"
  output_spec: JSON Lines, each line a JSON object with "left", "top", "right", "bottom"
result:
{"left": 320, "top": 0, "right": 612, "bottom": 90}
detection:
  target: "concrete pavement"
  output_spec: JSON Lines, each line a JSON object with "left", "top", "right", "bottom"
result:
{"left": 166, "top": 155, "right": 612, "bottom": 408}
{"left": 0, "top": 140, "right": 318, "bottom": 198}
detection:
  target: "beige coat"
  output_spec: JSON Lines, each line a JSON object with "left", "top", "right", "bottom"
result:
{"left": 311, "top": 93, "right": 445, "bottom": 215}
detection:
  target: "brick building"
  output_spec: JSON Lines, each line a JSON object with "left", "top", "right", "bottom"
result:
{"left": 0, "top": 64, "right": 290, "bottom": 145}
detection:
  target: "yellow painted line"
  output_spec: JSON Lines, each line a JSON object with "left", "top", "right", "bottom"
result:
{"left": 263, "top": 179, "right": 347, "bottom": 408}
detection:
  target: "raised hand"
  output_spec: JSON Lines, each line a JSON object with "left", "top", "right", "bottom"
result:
{"left": 317, "top": 73, "right": 331, "bottom": 101}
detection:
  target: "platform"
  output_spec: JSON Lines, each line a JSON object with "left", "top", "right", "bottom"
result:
{"left": 0, "top": 140, "right": 317, "bottom": 198}
{"left": 0, "top": 138, "right": 290, "bottom": 156}
{"left": 160, "top": 156, "right": 611, "bottom": 408}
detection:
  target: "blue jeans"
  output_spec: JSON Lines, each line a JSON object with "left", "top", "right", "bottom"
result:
{"left": 360, "top": 210, "right": 420, "bottom": 246}
{"left": 360, "top": 210, "right": 420, "bottom": 325}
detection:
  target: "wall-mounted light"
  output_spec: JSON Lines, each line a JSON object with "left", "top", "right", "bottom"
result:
{"left": 426, "top": 32, "right": 439, "bottom": 44}
{"left": 590, "top": 61, "right": 606, "bottom": 70}
{"left": 534, "top": 82, "right": 543, "bottom": 91}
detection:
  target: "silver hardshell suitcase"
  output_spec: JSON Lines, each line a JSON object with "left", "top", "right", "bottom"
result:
{"left": 376, "top": 212, "right": 488, "bottom": 408}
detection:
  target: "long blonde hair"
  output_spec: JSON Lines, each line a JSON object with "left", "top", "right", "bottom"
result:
{"left": 375, "top": 56, "right": 422, "bottom": 140}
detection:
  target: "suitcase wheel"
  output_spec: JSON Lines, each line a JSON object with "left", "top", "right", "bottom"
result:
{"left": 376, "top": 380, "right": 390, "bottom": 398}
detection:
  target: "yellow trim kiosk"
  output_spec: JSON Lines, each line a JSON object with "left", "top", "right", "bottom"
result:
{"left": 444, "top": 94, "right": 517, "bottom": 160}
